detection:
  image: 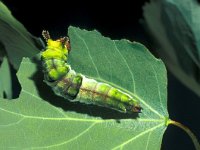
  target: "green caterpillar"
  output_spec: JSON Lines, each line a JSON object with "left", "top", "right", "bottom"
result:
{"left": 41, "top": 30, "right": 142, "bottom": 113}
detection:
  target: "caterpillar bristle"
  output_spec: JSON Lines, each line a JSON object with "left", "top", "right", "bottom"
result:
{"left": 42, "top": 30, "right": 51, "bottom": 41}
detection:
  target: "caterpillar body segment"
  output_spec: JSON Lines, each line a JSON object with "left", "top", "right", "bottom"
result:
{"left": 41, "top": 31, "right": 142, "bottom": 113}
{"left": 77, "top": 76, "right": 141, "bottom": 113}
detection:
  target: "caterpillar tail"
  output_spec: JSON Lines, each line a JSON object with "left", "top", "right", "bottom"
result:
{"left": 41, "top": 31, "right": 142, "bottom": 113}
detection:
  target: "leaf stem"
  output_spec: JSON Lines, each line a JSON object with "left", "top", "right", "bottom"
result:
{"left": 167, "top": 120, "right": 200, "bottom": 150}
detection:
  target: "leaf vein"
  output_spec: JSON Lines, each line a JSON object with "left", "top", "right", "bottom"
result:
{"left": 112, "top": 123, "right": 164, "bottom": 150}
{"left": 113, "top": 41, "right": 136, "bottom": 93}
{"left": 22, "top": 90, "right": 69, "bottom": 118}
{"left": 72, "top": 28, "right": 100, "bottom": 77}
{"left": 28, "top": 123, "right": 96, "bottom": 149}
{"left": 145, "top": 130, "right": 152, "bottom": 150}
{"left": 150, "top": 65, "right": 165, "bottom": 115}
{"left": 0, "top": 118, "right": 25, "bottom": 127}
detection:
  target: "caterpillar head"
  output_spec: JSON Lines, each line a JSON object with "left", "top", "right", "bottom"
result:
{"left": 42, "top": 30, "right": 71, "bottom": 52}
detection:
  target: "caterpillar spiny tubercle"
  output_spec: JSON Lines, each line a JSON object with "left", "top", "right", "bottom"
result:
{"left": 41, "top": 30, "right": 142, "bottom": 113}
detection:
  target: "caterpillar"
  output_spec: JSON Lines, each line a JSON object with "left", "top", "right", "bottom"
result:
{"left": 41, "top": 30, "right": 142, "bottom": 113}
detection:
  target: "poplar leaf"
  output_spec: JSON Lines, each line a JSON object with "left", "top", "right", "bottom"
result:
{"left": 0, "top": 27, "right": 168, "bottom": 150}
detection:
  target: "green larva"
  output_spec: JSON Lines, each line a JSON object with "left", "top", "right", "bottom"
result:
{"left": 41, "top": 30, "right": 141, "bottom": 113}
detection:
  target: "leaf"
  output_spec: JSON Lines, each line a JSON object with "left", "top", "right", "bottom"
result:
{"left": 0, "top": 1, "right": 44, "bottom": 69}
{"left": 142, "top": 0, "right": 200, "bottom": 97}
{"left": 0, "top": 27, "right": 168, "bottom": 149}
{"left": 0, "top": 57, "right": 12, "bottom": 99}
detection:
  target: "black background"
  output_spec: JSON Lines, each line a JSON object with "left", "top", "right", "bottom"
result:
{"left": 2, "top": 0, "right": 200, "bottom": 150}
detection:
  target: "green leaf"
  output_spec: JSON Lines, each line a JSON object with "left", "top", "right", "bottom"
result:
{"left": 0, "top": 27, "right": 168, "bottom": 149}
{"left": 0, "top": 57, "right": 12, "bottom": 99}
{"left": 0, "top": 1, "right": 44, "bottom": 69}
{"left": 142, "top": 0, "right": 200, "bottom": 97}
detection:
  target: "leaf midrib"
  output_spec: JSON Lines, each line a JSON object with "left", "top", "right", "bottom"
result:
{"left": 0, "top": 105, "right": 164, "bottom": 123}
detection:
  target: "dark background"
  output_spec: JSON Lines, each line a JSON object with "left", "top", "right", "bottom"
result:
{"left": 2, "top": 0, "right": 200, "bottom": 150}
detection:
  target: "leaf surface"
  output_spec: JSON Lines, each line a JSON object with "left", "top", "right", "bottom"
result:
{"left": 0, "top": 27, "right": 168, "bottom": 150}
{"left": 0, "top": 57, "right": 12, "bottom": 99}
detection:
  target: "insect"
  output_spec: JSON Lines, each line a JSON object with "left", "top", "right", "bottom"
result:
{"left": 41, "top": 30, "right": 142, "bottom": 113}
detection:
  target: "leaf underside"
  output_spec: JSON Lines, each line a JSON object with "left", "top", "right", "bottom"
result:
{"left": 143, "top": 0, "right": 200, "bottom": 97}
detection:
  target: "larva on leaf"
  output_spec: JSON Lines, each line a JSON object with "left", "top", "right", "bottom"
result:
{"left": 41, "top": 30, "right": 142, "bottom": 113}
